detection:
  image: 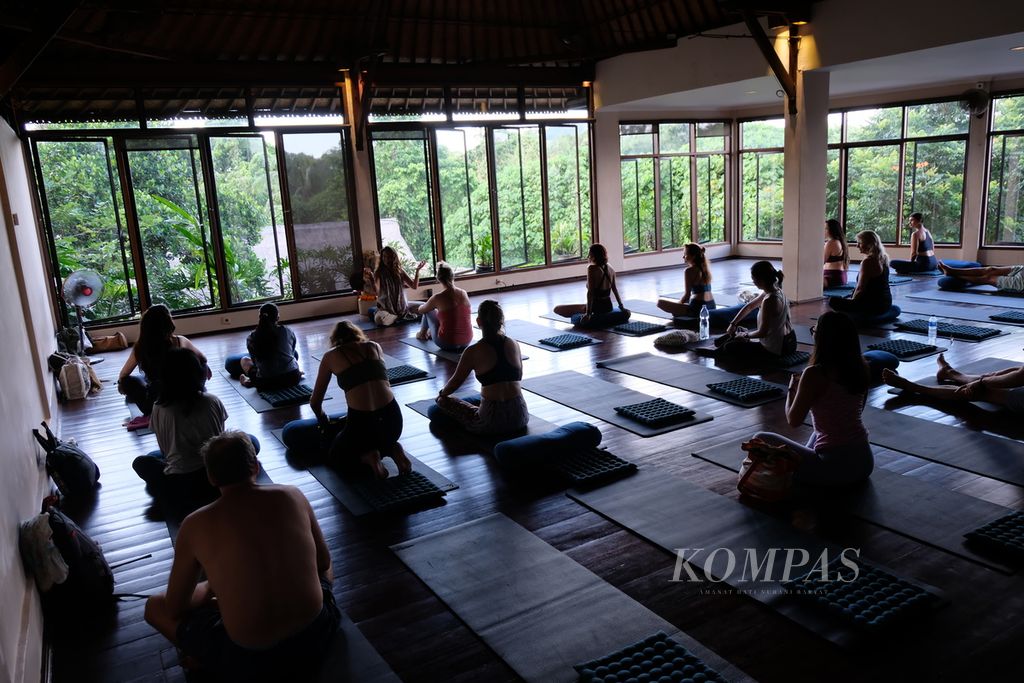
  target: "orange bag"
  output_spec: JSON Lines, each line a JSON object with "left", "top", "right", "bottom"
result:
{"left": 737, "top": 437, "right": 801, "bottom": 502}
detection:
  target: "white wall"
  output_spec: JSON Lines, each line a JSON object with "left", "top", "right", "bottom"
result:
{"left": 0, "top": 119, "right": 56, "bottom": 683}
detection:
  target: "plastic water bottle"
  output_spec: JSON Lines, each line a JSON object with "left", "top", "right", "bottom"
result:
{"left": 927, "top": 315, "right": 938, "bottom": 345}
{"left": 699, "top": 305, "right": 710, "bottom": 341}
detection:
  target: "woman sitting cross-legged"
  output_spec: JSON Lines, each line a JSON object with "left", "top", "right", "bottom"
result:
{"left": 828, "top": 230, "right": 892, "bottom": 317}
{"left": 433, "top": 299, "right": 529, "bottom": 435}
{"left": 310, "top": 321, "right": 411, "bottom": 479}
{"left": 553, "top": 243, "right": 628, "bottom": 325}
{"left": 752, "top": 311, "right": 874, "bottom": 486}
{"left": 890, "top": 212, "right": 937, "bottom": 274}
{"left": 416, "top": 261, "right": 473, "bottom": 352}
{"left": 132, "top": 348, "right": 259, "bottom": 520}
{"left": 118, "top": 304, "right": 210, "bottom": 422}
{"left": 656, "top": 242, "right": 716, "bottom": 317}
{"left": 229, "top": 303, "right": 301, "bottom": 390}
{"left": 882, "top": 353, "right": 1024, "bottom": 411}
{"left": 371, "top": 245, "right": 426, "bottom": 325}
{"left": 717, "top": 260, "right": 796, "bottom": 363}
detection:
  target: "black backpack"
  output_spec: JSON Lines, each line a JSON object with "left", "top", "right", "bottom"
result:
{"left": 45, "top": 506, "right": 114, "bottom": 606}
{"left": 32, "top": 421, "right": 100, "bottom": 497}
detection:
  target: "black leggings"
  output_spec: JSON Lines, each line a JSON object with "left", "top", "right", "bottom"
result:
{"left": 329, "top": 399, "right": 403, "bottom": 470}
{"left": 890, "top": 254, "right": 937, "bottom": 274}
{"left": 720, "top": 330, "right": 797, "bottom": 363}
{"left": 827, "top": 295, "right": 891, "bottom": 317}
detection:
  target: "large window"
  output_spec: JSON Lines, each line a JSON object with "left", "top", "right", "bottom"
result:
{"left": 986, "top": 94, "right": 1024, "bottom": 245}
{"left": 619, "top": 121, "right": 729, "bottom": 254}
{"left": 740, "top": 119, "right": 785, "bottom": 241}
{"left": 827, "top": 102, "right": 968, "bottom": 244}
{"left": 369, "top": 121, "right": 593, "bottom": 275}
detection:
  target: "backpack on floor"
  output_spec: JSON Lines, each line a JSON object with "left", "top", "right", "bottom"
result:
{"left": 57, "top": 356, "right": 91, "bottom": 400}
{"left": 45, "top": 506, "right": 114, "bottom": 606}
{"left": 32, "top": 421, "right": 100, "bottom": 497}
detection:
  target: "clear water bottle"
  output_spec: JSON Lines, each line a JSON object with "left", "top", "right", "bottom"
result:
{"left": 699, "top": 305, "right": 710, "bottom": 341}
{"left": 927, "top": 315, "right": 938, "bottom": 345}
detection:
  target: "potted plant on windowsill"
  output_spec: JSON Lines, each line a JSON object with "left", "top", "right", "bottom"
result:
{"left": 475, "top": 233, "right": 494, "bottom": 274}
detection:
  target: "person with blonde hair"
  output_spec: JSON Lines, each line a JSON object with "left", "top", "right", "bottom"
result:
{"left": 656, "top": 243, "right": 716, "bottom": 317}
{"left": 433, "top": 300, "right": 529, "bottom": 434}
{"left": 828, "top": 230, "right": 892, "bottom": 317}
{"left": 310, "top": 320, "right": 410, "bottom": 478}
{"left": 416, "top": 261, "right": 473, "bottom": 351}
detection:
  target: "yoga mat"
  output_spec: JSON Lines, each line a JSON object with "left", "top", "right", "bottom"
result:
{"left": 692, "top": 439, "right": 1015, "bottom": 574}
{"left": 622, "top": 294, "right": 743, "bottom": 322}
{"left": 165, "top": 465, "right": 272, "bottom": 544}
{"left": 909, "top": 289, "right": 1024, "bottom": 309}
{"left": 596, "top": 353, "right": 787, "bottom": 408}
{"left": 391, "top": 514, "right": 750, "bottom": 682}
{"left": 897, "top": 301, "right": 1024, "bottom": 328}
{"left": 502, "top": 319, "right": 602, "bottom": 352}
{"left": 886, "top": 357, "right": 1019, "bottom": 413}
{"left": 859, "top": 406, "right": 1024, "bottom": 487}
{"left": 399, "top": 335, "right": 470, "bottom": 362}
{"left": 307, "top": 350, "right": 436, "bottom": 386}
{"left": 522, "top": 370, "right": 714, "bottom": 437}
{"left": 569, "top": 468, "right": 945, "bottom": 648}
{"left": 218, "top": 369, "right": 338, "bottom": 413}
{"left": 270, "top": 429, "right": 457, "bottom": 517}
{"left": 321, "top": 614, "right": 401, "bottom": 683}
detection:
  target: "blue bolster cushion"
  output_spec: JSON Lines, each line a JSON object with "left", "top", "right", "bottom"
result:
{"left": 493, "top": 421, "right": 602, "bottom": 470}
{"left": 281, "top": 413, "right": 347, "bottom": 454}
{"left": 571, "top": 307, "right": 631, "bottom": 328}
{"left": 863, "top": 350, "right": 900, "bottom": 382}
{"left": 674, "top": 303, "right": 756, "bottom": 329}
{"left": 426, "top": 394, "right": 482, "bottom": 431}
{"left": 848, "top": 304, "right": 902, "bottom": 326}
{"left": 224, "top": 353, "right": 247, "bottom": 378}
{"left": 936, "top": 261, "right": 984, "bottom": 291}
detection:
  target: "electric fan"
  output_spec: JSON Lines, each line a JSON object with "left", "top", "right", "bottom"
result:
{"left": 62, "top": 270, "right": 104, "bottom": 353}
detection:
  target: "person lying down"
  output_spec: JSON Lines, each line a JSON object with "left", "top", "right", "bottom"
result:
{"left": 882, "top": 354, "right": 1024, "bottom": 411}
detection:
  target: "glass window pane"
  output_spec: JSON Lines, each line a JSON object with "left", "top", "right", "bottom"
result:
{"left": 436, "top": 127, "right": 491, "bottom": 274}
{"left": 986, "top": 134, "right": 1024, "bottom": 245}
{"left": 371, "top": 132, "right": 437, "bottom": 272}
{"left": 741, "top": 119, "right": 785, "bottom": 149}
{"left": 695, "top": 122, "right": 727, "bottom": 152}
{"left": 845, "top": 107, "right": 903, "bottom": 143}
{"left": 493, "top": 126, "right": 544, "bottom": 269}
{"left": 126, "top": 137, "right": 218, "bottom": 311}
{"left": 35, "top": 139, "right": 138, "bottom": 321}
{"left": 741, "top": 152, "right": 784, "bottom": 241}
{"left": 902, "top": 140, "right": 965, "bottom": 244}
{"left": 209, "top": 136, "right": 285, "bottom": 304}
{"left": 826, "top": 148, "right": 841, "bottom": 222}
{"left": 846, "top": 145, "right": 900, "bottom": 242}
{"left": 620, "top": 124, "right": 654, "bottom": 155}
{"left": 906, "top": 101, "right": 969, "bottom": 137}
{"left": 546, "top": 124, "right": 592, "bottom": 262}
{"left": 281, "top": 132, "right": 355, "bottom": 296}
{"left": 695, "top": 155, "right": 726, "bottom": 243}
{"left": 827, "top": 113, "right": 842, "bottom": 145}
{"left": 659, "top": 123, "right": 690, "bottom": 154}
{"left": 992, "top": 95, "right": 1024, "bottom": 132}
{"left": 621, "top": 158, "right": 656, "bottom": 253}
{"left": 659, "top": 157, "right": 690, "bottom": 249}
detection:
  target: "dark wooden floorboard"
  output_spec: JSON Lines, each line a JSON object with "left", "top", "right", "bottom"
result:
{"left": 51, "top": 259, "right": 1024, "bottom": 682}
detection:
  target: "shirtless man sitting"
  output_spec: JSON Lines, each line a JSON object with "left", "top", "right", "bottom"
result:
{"left": 145, "top": 431, "right": 339, "bottom": 680}
{"left": 882, "top": 353, "right": 1024, "bottom": 411}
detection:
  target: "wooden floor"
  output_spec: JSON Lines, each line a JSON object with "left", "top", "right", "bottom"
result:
{"left": 52, "top": 258, "right": 1024, "bottom": 683}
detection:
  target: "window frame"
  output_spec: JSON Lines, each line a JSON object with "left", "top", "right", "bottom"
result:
{"left": 737, "top": 116, "right": 786, "bottom": 244}
{"left": 982, "top": 91, "right": 1024, "bottom": 249}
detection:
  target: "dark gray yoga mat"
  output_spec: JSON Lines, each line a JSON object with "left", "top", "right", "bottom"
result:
{"left": 270, "top": 429, "right": 457, "bottom": 516}
{"left": 860, "top": 406, "right": 1024, "bottom": 487}
{"left": 692, "top": 438, "right": 1015, "bottom": 574}
{"left": 502, "top": 319, "right": 602, "bottom": 352}
{"left": 886, "top": 357, "right": 1019, "bottom": 412}
{"left": 596, "top": 353, "right": 787, "bottom": 408}
{"left": 391, "top": 513, "right": 750, "bottom": 682}
{"left": 622, "top": 294, "right": 743, "bottom": 322}
{"left": 218, "top": 369, "right": 336, "bottom": 413}
{"left": 569, "top": 468, "right": 945, "bottom": 649}
{"left": 318, "top": 614, "right": 401, "bottom": 683}
{"left": 522, "top": 370, "right": 713, "bottom": 437}
{"left": 909, "top": 289, "right": 1024, "bottom": 309}
{"left": 401, "top": 335, "right": 531, "bottom": 362}
{"left": 406, "top": 397, "right": 560, "bottom": 440}
{"left": 897, "top": 300, "right": 1024, "bottom": 327}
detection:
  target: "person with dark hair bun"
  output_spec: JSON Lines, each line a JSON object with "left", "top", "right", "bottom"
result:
{"left": 823, "top": 219, "right": 849, "bottom": 288}
{"left": 235, "top": 303, "right": 301, "bottom": 390}
{"left": 718, "top": 261, "right": 796, "bottom": 363}
{"left": 891, "top": 213, "right": 937, "bottom": 274}
{"left": 553, "top": 243, "right": 628, "bottom": 324}
{"left": 657, "top": 243, "right": 716, "bottom": 317}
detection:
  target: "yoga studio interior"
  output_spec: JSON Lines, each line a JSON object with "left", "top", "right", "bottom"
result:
{"left": 3, "top": 1, "right": 1024, "bottom": 681}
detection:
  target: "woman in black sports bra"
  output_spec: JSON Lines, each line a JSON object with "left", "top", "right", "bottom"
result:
{"left": 891, "top": 212, "right": 937, "bottom": 274}
{"left": 434, "top": 300, "right": 529, "bottom": 434}
{"left": 310, "top": 320, "right": 411, "bottom": 479}
{"left": 822, "top": 219, "right": 849, "bottom": 289}
{"left": 552, "top": 243, "right": 627, "bottom": 324}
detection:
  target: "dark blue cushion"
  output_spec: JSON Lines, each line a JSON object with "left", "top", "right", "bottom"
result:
{"left": 281, "top": 413, "right": 347, "bottom": 454}
{"left": 570, "top": 308, "right": 631, "bottom": 328}
{"left": 224, "top": 353, "right": 247, "bottom": 378}
{"left": 493, "top": 421, "right": 602, "bottom": 470}
{"left": 863, "top": 350, "right": 900, "bottom": 382}
{"left": 707, "top": 303, "right": 757, "bottom": 328}
{"left": 849, "top": 304, "right": 901, "bottom": 326}
{"left": 936, "top": 262, "right": 984, "bottom": 291}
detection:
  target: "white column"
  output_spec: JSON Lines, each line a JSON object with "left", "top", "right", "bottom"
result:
{"left": 782, "top": 69, "right": 829, "bottom": 302}
{"left": 593, "top": 111, "right": 626, "bottom": 271}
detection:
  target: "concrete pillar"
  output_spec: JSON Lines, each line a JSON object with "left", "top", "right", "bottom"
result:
{"left": 782, "top": 69, "right": 829, "bottom": 302}
{"left": 593, "top": 111, "right": 626, "bottom": 271}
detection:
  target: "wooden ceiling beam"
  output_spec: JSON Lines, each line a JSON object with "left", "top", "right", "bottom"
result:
{"left": 0, "top": 2, "right": 83, "bottom": 98}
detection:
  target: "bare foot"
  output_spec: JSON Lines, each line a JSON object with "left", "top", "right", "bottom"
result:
{"left": 937, "top": 260, "right": 950, "bottom": 274}
{"left": 390, "top": 443, "right": 413, "bottom": 475}
{"left": 361, "top": 451, "right": 388, "bottom": 479}
{"left": 239, "top": 374, "right": 253, "bottom": 388}
{"left": 881, "top": 368, "right": 911, "bottom": 390}
{"left": 415, "top": 329, "right": 430, "bottom": 341}
{"left": 935, "top": 353, "right": 955, "bottom": 383}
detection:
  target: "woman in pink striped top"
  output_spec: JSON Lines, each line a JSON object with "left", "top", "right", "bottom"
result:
{"left": 753, "top": 311, "right": 874, "bottom": 486}
{"left": 417, "top": 262, "right": 474, "bottom": 352}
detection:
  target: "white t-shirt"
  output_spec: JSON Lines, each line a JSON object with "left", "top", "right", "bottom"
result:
{"left": 150, "top": 393, "right": 228, "bottom": 475}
